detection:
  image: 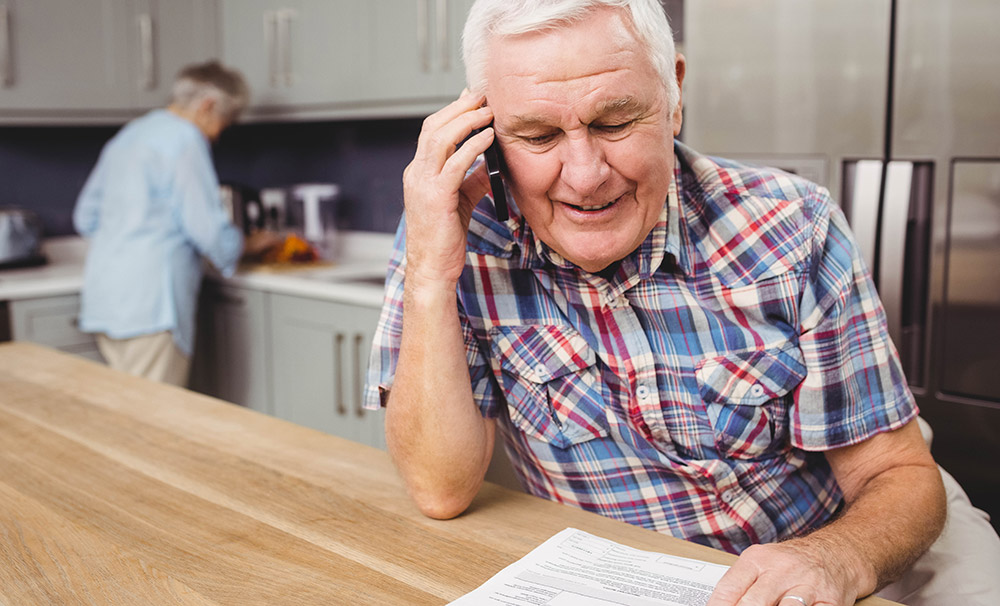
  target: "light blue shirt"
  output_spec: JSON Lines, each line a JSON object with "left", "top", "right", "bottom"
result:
{"left": 73, "top": 109, "right": 243, "bottom": 356}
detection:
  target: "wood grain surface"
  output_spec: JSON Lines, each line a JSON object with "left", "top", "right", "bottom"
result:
{"left": 0, "top": 342, "right": 897, "bottom": 605}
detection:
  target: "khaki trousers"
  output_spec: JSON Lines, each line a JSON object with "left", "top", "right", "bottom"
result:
{"left": 96, "top": 331, "right": 191, "bottom": 387}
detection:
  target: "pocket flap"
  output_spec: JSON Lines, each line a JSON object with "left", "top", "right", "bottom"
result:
{"left": 697, "top": 345, "right": 807, "bottom": 405}
{"left": 490, "top": 324, "right": 595, "bottom": 384}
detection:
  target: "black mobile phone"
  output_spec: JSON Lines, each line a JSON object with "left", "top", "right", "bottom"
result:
{"left": 476, "top": 126, "right": 509, "bottom": 222}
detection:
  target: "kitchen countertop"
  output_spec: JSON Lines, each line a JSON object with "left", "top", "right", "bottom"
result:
{"left": 0, "top": 236, "right": 90, "bottom": 300}
{"left": 0, "top": 232, "right": 395, "bottom": 306}
{"left": 0, "top": 342, "right": 899, "bottom": 605}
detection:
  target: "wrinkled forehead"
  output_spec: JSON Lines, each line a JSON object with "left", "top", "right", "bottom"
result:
{"left": 482, "top": 10, "right": 665, "bottom": 125}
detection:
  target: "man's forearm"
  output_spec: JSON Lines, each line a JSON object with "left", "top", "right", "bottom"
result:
{"left": 708, "top": 422, "right": 945, "bottom": 606}
{"left": 385, "top": 280, "right": 495, "bottom": 519}
{"left": 806, "top": 454, "right": 945, "bottom": 595}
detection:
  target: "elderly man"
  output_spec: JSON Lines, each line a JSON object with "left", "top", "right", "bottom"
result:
{"left": 74, "top": 61, "right": 269, "bottom": 386}
{"left": 366, "top": 1, "right": 958, "bottom": 604}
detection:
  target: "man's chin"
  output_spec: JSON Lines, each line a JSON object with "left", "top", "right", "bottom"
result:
{"left": 563, "top": 246, "right": 627, "bottom": 274}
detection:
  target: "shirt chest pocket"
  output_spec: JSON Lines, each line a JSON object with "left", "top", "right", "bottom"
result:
{"left": 490, "top": 325, "right": 609, "bottom": 449}
{"left": 695, "top": 345, "right": 807, "bottom": 460}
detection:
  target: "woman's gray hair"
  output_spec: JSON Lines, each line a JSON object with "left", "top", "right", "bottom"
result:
{"left": 170, "top": 61, "right": 250, "bottom": 123}
{"left": 462, "top": 0, "right": 679, "bottom": 113}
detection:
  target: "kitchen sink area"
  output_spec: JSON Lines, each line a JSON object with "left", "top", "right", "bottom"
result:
{"left": 219, "top": 231, "right": 394, "bottom": 308}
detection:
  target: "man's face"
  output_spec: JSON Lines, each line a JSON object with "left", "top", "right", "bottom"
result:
{"left": 485, "top": 8, "right": 683, "bottom": 273}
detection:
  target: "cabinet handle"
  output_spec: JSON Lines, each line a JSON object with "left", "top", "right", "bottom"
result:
{"left": 264, "top": 10, "right": 279, "bottom": 88}
{"left": 354, "top": 333, "right": 365, "bottom": 418}
{"left": 436, "top": 0, "right": 449, "bottom": 72}
{"left": 277, "top": 8, "right": 295, "bottom": 87}
{"left": 137, "top": 13, "right": 155, "bottom": 91}
{"left": 1, "top": 4, "right": 12, "bottom": 88}
{"left": 335, "top": 332, "right": 347, "bottom": 416}
{"left": 417, "top": 0, "right": 430, "bottom": 73}
{"left": 215, "top": 291, "right": 245, "bottom": 307}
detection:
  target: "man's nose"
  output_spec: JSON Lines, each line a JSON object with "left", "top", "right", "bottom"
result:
{"left": 558, "top": 135, "right": 611, "bottom": 200}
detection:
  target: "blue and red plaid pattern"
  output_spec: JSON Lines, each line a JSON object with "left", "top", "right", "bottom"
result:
{"left": 365, "top": 141, "right": 917, "bottom": 554}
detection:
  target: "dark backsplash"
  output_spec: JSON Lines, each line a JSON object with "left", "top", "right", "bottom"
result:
{"left": 0, "top": 117, "right": 423, "bottom": 237}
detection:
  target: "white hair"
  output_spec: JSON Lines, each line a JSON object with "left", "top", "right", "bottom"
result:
{"left": 462, "top": 0, "right": 679, "bottom": 112}
{"left": 170, "top": 61, "right": 250, "bottom": 123}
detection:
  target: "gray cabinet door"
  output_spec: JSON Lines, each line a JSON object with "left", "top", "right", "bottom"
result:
{"left": 219, "top": 0, "right": 474, "bottom": 118}
{"left": 358, "top": 0, "right": 470, "bottom": 104}
{"left": 127, "top": 0, "right": 220, "bottom": 111}
{"left": 7, "top": 293, "right": 103, "bottom": 362}
{"left": 219, "top": 0, "right": 365, "bottom": 114}
{"left": 191, "top": 281, "right": 273, "bottom": 414}
{"left": 0, "top": 0, "right": 129, "bottom": 113}
{"left": 269, "top": 293, "right": 385, "bottom": 449}
{"left": 0, "top": 0, "right": 219, "bottom": 119}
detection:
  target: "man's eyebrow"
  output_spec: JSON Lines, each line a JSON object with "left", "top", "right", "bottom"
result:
{"left": 505, "top": 97, "right": 647, "bottom": 132}
{"left": 504, "top": 114, "right": 554, "bottom": 131}
{"left": 594, "top": 96, "right": 644, "bottom": 116}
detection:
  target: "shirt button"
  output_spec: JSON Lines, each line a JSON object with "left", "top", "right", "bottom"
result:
{"left": 534, "top": 364, "right": 548, "bottom": 381}
{"left": 750, "top": 384, "right": 765, "bottom": 397}
{"left": 636, "top": 384, "right": 650, "bottom": 401}
{"left": 721, "top": 489, "right": 737, "bottom": 504}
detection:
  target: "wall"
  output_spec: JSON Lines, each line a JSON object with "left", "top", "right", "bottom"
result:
{"left": 0, "top": 117, "right": 423, "bottom": 237}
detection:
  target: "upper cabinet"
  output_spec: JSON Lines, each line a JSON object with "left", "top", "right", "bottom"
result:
{"left": 128, "top": 0, "right": 220, "bottom": 110}
{"left": 0, "top": 0, "right": 218, "bottom": 123}
{"left": 221, "top": 0, "right": 474, "bottom": 120}
{"left": 219, "top": 0, "right": 359, "bottom": 112}
{"left": 357, "top": 0, "right": 472, "bottom": 105}
{"left": 1, "top": 0, "right": 476, "bottom": 123}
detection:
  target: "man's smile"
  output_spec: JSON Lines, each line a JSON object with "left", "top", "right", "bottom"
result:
{"left": 559, "top": 194, "right": 624, "bottom": 214}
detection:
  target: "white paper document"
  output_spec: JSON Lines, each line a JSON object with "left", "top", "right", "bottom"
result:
{"left": 450, "top": 527, "right": 730, "bottom": 606}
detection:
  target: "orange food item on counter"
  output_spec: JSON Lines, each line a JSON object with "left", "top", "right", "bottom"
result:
{"left": 262, "top": 234, "right": 319, "bottom": 264}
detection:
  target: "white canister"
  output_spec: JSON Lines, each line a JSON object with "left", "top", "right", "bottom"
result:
{"left": 291, "top": 183, "right": 341, "bottom": 260}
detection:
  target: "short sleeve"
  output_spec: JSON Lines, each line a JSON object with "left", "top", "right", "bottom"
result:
{"left": 363, "top": 218, "right": 499, "bottom": 417}
{"left": 792, "top": 192, "right": 917, "bottom": 450}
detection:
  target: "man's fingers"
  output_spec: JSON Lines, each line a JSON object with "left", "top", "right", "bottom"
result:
{"left": 705, "top": 559, "right": 758, "bottom": 606}
{"left": 420, "top": 88, "right": 484, "bottom": 133}
{"left": 777, "top": 590, "right": 820, "bottom": 606}
{"left": 739, "top": 580, "right": 818, "bottom": 606}
{"left": 415, "top": 92, "right": 492, "bottom": 169}
{"left": 458, "top": 157, "right": 494, "bottom": 211}
{"left": 445, "top": 127, "right": 494, "bottom": 182}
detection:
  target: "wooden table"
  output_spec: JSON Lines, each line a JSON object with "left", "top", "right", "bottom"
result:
{"left": 0, "top": 343, "right": 896, "bottom": 605}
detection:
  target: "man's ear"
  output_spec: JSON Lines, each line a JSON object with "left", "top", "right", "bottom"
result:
{"left": 672, "top": 53, "right": 686, "bottom": 136}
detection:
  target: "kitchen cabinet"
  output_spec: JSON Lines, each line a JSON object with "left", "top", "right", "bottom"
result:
{"left": 269, "top": 292, "right": 385, "bottom": 449}
{"left": 0, "top": 0, "right": 218, "bottom": 123}
{"left": 190, "top": 281, "right": 273, "bottom": 415}
{"left": 219, "top": 0, "right": 474, "bottom": 119}
{"left": 218, "top": 0, "right": 367, "bottom": 115}
{"left": 126, "top": 0, "right": 221, "bottom": 111}
{"left": 5, "top": 293, "right": 103, "bottom": 362}
{"left": 357, "top": 0, "right": 472, "bottom": 105}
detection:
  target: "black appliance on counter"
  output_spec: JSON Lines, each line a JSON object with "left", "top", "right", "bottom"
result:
{"left": 219, "top": 182, "right": 265, "bottom": 235}
{"left": 0, "top": 208, "right": 46, "bottom": 269}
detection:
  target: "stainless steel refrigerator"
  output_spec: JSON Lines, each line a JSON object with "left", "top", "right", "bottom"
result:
{"left": 682, "top": 0, "right": 1000, "bottom": 528}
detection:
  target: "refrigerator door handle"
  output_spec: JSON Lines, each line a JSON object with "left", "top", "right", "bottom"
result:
{"left": 879, "top": 161, "right": 914, "bottom": 348}
{"left": 846, "top": 160, "right": 885, "bottom": 273}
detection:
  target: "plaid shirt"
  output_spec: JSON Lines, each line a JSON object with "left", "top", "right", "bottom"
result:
{"left": 365, "top": 142, "right": 916, "bottom": 554}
